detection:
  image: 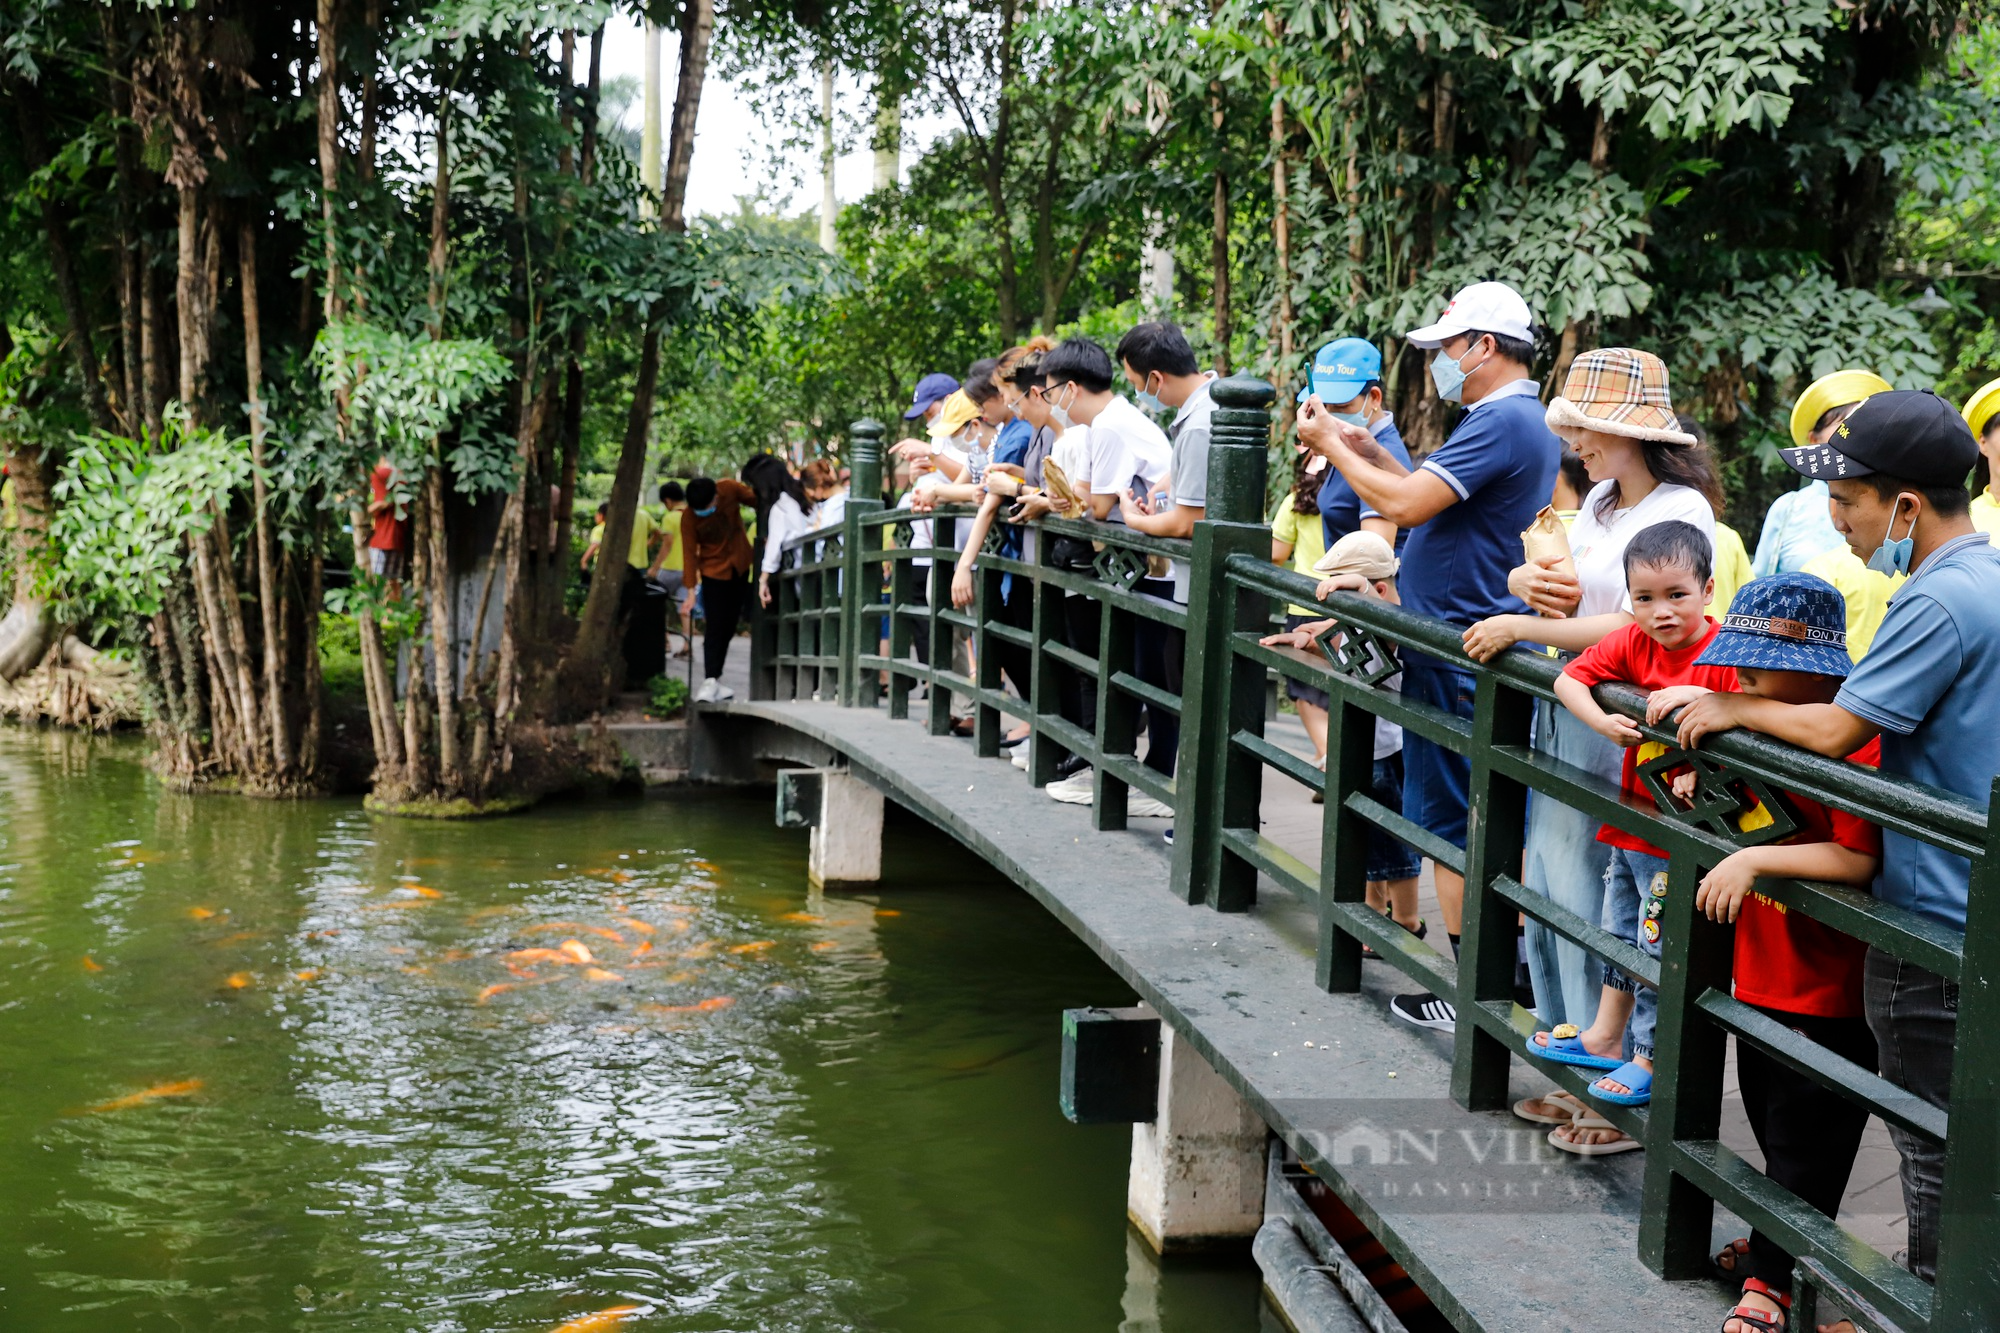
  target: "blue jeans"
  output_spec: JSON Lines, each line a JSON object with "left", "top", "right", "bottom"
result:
{"left": 1522, "top": 703, "right": 1619, "bottom": 1030}
{"left": 1366, "top": 754, "right": 1421, "bottom": 883}
{"left": 1400, "top": 662, "right": 1477, "bottom": 850}
{"left": 1601, "top": 845, "right": 1670, "bottom": 1061}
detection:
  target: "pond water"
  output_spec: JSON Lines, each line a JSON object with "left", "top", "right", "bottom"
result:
{"left": 0, "top": 730, "right": 1270, "bottom": 1332}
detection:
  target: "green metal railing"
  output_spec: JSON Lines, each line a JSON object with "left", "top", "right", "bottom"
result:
{"left": 753, "top": 377, "right": 1998, "bottom": 1332}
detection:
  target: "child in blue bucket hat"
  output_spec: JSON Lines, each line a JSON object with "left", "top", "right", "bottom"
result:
{"left": 1642, "top": 571, "right": 1885, "bottom": 1333}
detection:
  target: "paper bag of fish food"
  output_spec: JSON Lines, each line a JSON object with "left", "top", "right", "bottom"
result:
{"left": 1520, "top": 505, "right": 1577, "bottom": 582}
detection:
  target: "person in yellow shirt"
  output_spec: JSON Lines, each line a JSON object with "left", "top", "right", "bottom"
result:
{"left": 1269, "top": 452, "right": 1332, "bottom": 768}
{"left": 1963, "top": 377, "right": 2000, "bottom": 536}
{"left": 581, "top": 501, "right": 658, "bottom": 574}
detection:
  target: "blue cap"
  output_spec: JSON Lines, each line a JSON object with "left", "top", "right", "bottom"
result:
{"left": 904, "top": 373, "right": 960, "bottom": 419}
{"left": 1296, "top": 338, "right": 1383, "bottom": 405}
{"left": 1694, "top": 573, "right": 1851, "bottom": 678}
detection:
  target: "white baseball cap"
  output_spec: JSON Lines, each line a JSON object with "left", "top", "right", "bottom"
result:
{"left": 1404, "top": 281, "right": 1535, "bottom": 348}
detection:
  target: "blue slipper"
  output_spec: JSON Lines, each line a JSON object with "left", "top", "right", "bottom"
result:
{"left": 1525, "top": 1024, "right": 1623, "bottom": 1071}
{"left": 1589, "top": 1061, "right": 1653, "bottom": 1106}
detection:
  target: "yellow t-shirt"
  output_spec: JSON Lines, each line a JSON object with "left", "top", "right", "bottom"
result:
{"left": 589, "top": 510, "right": 657, "bottom": 570}
{"left": 1709, "top": 521, "right": 1754, "bottom": 618}
{"left": 1271, "top": 493, "right": 1329, "bottom": 617}
{"left": 654, "top": 507, "right": 682, "bottom": 569}
{"left": 1972, "top": 490, "right": 2000, "bottom": 537}
{"left": 1800, "top": 546, "right": 1901, "bottom": 661}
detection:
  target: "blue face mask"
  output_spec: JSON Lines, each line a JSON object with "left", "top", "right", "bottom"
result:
{"left": 1865, "top": 496, "right": 1918, "bottom": 576}
{"left": 1134, "top": 377, "right": 1167, "bottom": 415}
{"left": 1428, "top": 340, "right": 1485, "bottom": 405}
{"left": 1330, "top": 409, "right": 1371, "bottom": 428}
{"left": 694, "top": 505, "right": 717, "bottom": 518}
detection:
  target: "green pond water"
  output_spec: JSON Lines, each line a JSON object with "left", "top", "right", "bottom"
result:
{"left": 0, "top": 729, "right": 1272, "bottom": 1332}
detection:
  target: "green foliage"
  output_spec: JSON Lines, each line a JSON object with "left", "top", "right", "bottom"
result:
{"left": 645, "top": 673, "right": 689, "bottom": 718}
{"left": 312, "top": 319, "right": 514, "bottom": 497}
{"left": 47, "top": 410, "right": 253, "bottom": 626}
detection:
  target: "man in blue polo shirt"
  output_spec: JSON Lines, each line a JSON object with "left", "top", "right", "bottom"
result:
{"left": 1296, "top": 337, "right": 1413, "bottom": 550}
{"left": 1297, "top": 281, "right": 1558, "bottom": 1032}
{"left": 1671, "top": 388, "right": 1998, "bottom": 1287}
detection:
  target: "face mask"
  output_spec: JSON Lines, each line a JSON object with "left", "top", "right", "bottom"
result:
{"left": 694, "top": 505, "right": 717, "bottom": 518}
{"left": 1049, "top": 385, "right": 1076, "bottom": 431}
{"left": 1134, "top": 376, "right": 1166, "bottom": 415}
{"left": 1428, "top": 340, "right": 1486, "bottom": 405}
{"left": 1865, "top": 496, "right": 1918, "bottom": 577}
{"left": 1331, "top": 409, "right": 1371, "bottom": 428}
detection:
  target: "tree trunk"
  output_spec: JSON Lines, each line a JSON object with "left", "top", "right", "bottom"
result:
{"left": 105, "top": 8, "right": 143, "bottom": 431}
{"left": 1264, "top": 11, "right": 1294, "bottom": 369}
{"left": 358, "top": 0, "right": 382, "bottom": 181}
{"left": 557, "top": 316, "right": 659, "bottom": 707}
{"left": 0, "top": 395, "right": 57, "bottom": 681}
{"left": 13, "top": 80, "right": 114, "bottom": 433}
{"left": 316, "top": 0, "right": 343, "bottom": 319}
{"left": 1207, "top": 0, "right": 1230, "bottom": 373}
{"left": 423, "top": 99, "right": 460, "bottom": 787}
{"left": 175, "top": 184, "right": 211, "bottom": 417}
{"left": 140, "top": 235, "right": 164, "bottom": 434}
{"left": 661, "top": 0, "right": 713, "bottom": 232}
{"left": 240, "top": 218, "right": 292, "bottom": 777}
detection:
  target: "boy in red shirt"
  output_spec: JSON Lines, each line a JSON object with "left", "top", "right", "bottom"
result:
{"left": 1528, "top": 520, "right": 1738, "bottom": 1147}
{"left": 1644, "top": 572, "right": 1881, "bottom": 1333}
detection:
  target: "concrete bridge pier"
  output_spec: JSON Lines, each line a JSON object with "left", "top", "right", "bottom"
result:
{"left": 808, "top": 770, "right": 884, "bottom": 889}
{"left": 1128, "top": 1023, "right": 1268, "bottom": 1253}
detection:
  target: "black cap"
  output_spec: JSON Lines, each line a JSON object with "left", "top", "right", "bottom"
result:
{"left": 1778, "top": 388, "right": 1976, "bottom": 487}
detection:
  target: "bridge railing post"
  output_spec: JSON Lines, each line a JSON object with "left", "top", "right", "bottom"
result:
{"left": 1170, "top": 375, "right": 1274, "bottom": 910}
{"left": 839, "top": 418, "right": 885, "bottom": 707}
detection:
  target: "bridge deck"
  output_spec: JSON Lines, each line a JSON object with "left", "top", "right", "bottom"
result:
{"left": 709, "top": 698, "right": 1740, "bottom": 1332}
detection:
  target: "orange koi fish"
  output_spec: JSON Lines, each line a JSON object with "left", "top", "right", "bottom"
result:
{"left": 778, "top": 912, "right": 823, "bottom": 924}
{"left": 476, "top": 983, "right": 514, "bottom": 1004}
{"left": 294, "top": 969, "right": 321, "bottom": 982}
{"left": 641, "top": 996, "right": 734, "bottom": 1014}
{"left": 614, "top": 917, "right": 655, "bottom": 936}
{"left": 546, "top": 1303, "right": 641, "bottom": 1332}
{"left": 404, "top": 885, "right": 443, "bottom": 900}
{"left": 808, "top": 941, "right": 838, "bottom": 953}
{"left": 727, "top": 941, "right": 774, "bottom": 955}
{"left": 629, "top": 941, "right": 654, "bottom": 959}
{"left": 216, "top": 931, "right": 260, "bottom": 945}
{"left": 224, "top": 972, "right": 254, "bottom": 990}
{"left": 84, "top": 1078, "right": 203, "bottom": 1114}
{"left": 82, "top": 956, "right": 104, "bottom": 972}
{"left": 507, "top": 948, "right": 577, "bottom": 966}
{"left": 583, "top": 968, "right": 623, "bottom": 982}
{"left": 875, "top": 909, "right": 902, "bottom": 918}
{"left": 557, "top": 939, "right": 595, "bottom": 965}
{"left": 188, "top": 907, "right": 219, "bottom": 921}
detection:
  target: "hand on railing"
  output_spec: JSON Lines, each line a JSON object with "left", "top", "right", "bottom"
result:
{"left": 1009, "top": 492, "right": 1055, "bottom": 522}
{"left": 1260, "top": 624, "right": 1326, "bottom": 651}
{"left": 759, "top": 572, "right": 773, "bottom": 608}
{"left": 951, "top": 563, "right": 975, "bottom": 609}
{"left": 1461, "top": 614, "right": 1532, "bottom": 662}
{"left": 1645, "top": 684, "right": 1715, "bottom": 728}
{"left": 1507, "top": 555, "right": 1583, "bottom": 619}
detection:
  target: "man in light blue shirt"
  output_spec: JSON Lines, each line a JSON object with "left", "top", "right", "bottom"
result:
{"left": 1671, "top": 388, "right": 1994, "bottom": 1285}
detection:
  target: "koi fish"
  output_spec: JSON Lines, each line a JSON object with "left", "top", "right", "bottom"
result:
{"left": 808, "top": 941, "right": 838, "bottom": 953}
{"left": 546, "top": 1304, "right": 641, "bottom": 1332}
{"left": 84, "top": 1078, "right": 203, "bottom": 1113}
{"left": 476, "top": 983, "right": 513, "bottom": 1004}
{"left": 464, "top": 906, "right": 516, "bottom": 923}
{"left": 188, "top": 907, "right": 219, "bottom": 921}
{"left": 82, "top": 956, "right": 104, "bottom": 972}
{"left": 778, "top": 912, "right": 823, "bottom": 924}
{"left": 225, "top": 972, "right": 254, "bottom": 989}
{"left": 727, "top": 941, "right": 774, "bottom": 955}
{"left": 216, "top": 931, "right": 260, "bottom": 945}
{"left": 875, "top": 909, "right": 902, "bottom": 918}
{"left": 614, "top": 918, "right": 655, "bottom": 936}
{"left": 507, "top": 948, "right": 577, "bottom": 966}
{"left": 661, "top": 919, "right": 691, "bottom": 936}
{"left": 583, "top": 968, "right": 623, "bottom": 982}
{"left": 557, "top": 939, "right": 595, "bottom": 965}
{"left": 609, "top": 871, "right": 634, "bottom": 885}
{"left": 294, "top": 969, "right": 321, "bottom": 982}
{"left": 629, "top": 941, "right": 654, "bottom": 959}
{"left": 683, "top": 941, "right": 715, "bottom": 959}
{"left": 641, "top": 996, "right": 734, "bottom": 1014}
{"left": 403, "top": 885, "right": 443, "bottom": 900}
{"left": 690, "top": 860, "right": 719, "bottom": 873}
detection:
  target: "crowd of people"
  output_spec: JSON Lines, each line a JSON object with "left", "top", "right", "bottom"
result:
{"left": 862, "top": 279, "right": 2000, "bottom": 1333}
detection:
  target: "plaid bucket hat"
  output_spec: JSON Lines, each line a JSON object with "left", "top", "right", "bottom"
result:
{"left": 1544, "top": 348, "right": 1696, "bottom": 445}
{"left": 1694, "top": 573, "right": 1851, "bottom": 678}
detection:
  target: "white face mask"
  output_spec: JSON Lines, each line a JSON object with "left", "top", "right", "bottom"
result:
{"left": 1049, "top": 384, "right": 1077, "bottom": 430}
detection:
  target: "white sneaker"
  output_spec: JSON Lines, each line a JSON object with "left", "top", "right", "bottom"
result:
{"left": 1126, "top": 794, "right": 1173, "bottom": 819}
{"left": 1046, "top": 770, "right": 1094, "bottom": 804}
{"left": 1011, "top": 750, "right": 1030, "bottom": 770}
{"left": 695, "top": 678, "right": 720, "bottom": 703}
{"left": 711, "top": 679, "right": 735, "bottom": 702}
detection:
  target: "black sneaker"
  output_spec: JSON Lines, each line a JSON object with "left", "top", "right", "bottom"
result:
{"left": 1162, "top": 828, "right": 1174, "bottom": 846}
{"left": 1389, "top": 991, "right": 1456, "bottom": 1032}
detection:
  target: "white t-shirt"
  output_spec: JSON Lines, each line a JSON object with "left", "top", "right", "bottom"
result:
{"left": 1568, "top": 480, "right": 1718, "bottom": 617}
{"left": 1082, "top": 396, "right": 1171, "bottom": 507}
{"left": 760, "top": 492, "right": 808, "bottom": 575}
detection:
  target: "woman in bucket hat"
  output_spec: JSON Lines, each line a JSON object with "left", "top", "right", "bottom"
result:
{"left": 1644, "top": 573, "right": 1884, "bottom": 1333}
{"left": 1962, "top": 375, "right": 2000, "bottom": 536}
{"left": 1460, "top": 347, "right": 1723, "bottom": 1143}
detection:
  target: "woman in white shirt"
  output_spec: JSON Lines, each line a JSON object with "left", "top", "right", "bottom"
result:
{"left": 758, "top": 459, "right": 845, "bottom": 607}
{"left": 1459, "top": 349, "right": 1720, "bottom": 1147}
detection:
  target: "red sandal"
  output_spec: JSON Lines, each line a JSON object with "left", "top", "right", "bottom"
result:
{"left": 1720, "top": 1277, "right": 1789, "bottom": 1333}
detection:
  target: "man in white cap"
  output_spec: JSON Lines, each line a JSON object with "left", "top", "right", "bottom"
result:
{"left": 1296, "top": 280, "right": 1558, "bottom": 1032}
